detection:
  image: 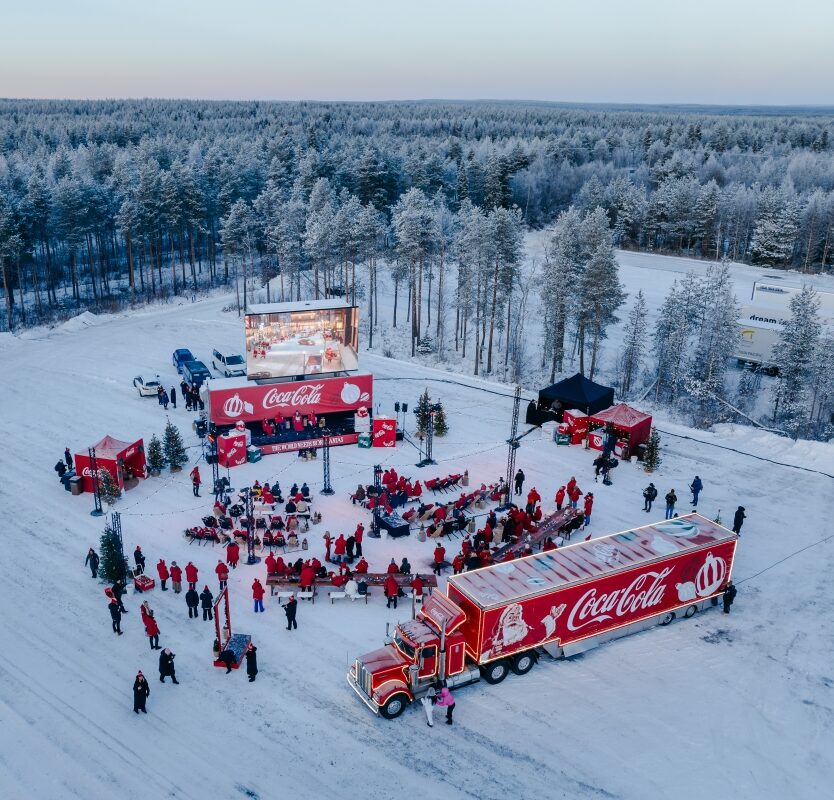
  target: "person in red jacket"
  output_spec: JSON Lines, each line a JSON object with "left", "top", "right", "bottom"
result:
{"left": 568, "top": 483, "right": 582, "bottom": 509}
{"left": 433, "top": 544, "right": 446, "bottom": 576}
{"left": 583, "top": 493, "right": 594, "bottom": 528}
{"left": 543, "top": 536, "right": 558, "bottom": 551}
{"left": 354, "top": 557, "right": 369, "bottom": 574}
{"left": 265, "top": 553, "right": 277, "bottom": 575}
{"left": 384, "top": 574, "right": 400, "bottom": 609}
{"left": 215, "top": 560, "right": 229, "bottom": 589}
{"left": 190, "top": 466, "right": 201, "bottom": 497}
{"left": 333, "top": 533, "right": 347, "bottom": 563}
{"left": 566, "top": 476, "right": 577, "bottom": 495}
{"left": 226, "top": 541, "right": 240, "bottom": 569}
{"left": 322, "top": 531, "right": 332, "bottom": 561}
{"left": 252, "top": 579, "right": 265, "bottom": 613}
{"left": 386, "top": 558, "right": 399, "bottom": 575}
{"left": 156, "top": 559, "right": 169, "bottom": 591}
{"left": 461, "top": 535, "right": 472, "bottom": 557}
{"left": 354, "top": 523, "right": 364, "bottom": 557}
{"left": 299, "top": 562, "right": 315, "bottom": 590}
{"left": 527, "top": 487, "right": 541, "bottom": 507}
{"left": 169, "top": 561, "right": 183, "bottom": 593}
{"left": 145, "top": 611, "right": 161, "bottom": 650}
{"left": 452, "top": 553, "right": 465, "bottom": 575}
{"left": 185, "top": 561, "right": 198, "bottom": 589}
{"left": 410, "top": 574, "right": 424, "bottom": 598}
{"left": 293, "top": 411, "right": 304, "bottom": 432}
{"left": 433, "top": 505, "right": 447, "bottom": 524}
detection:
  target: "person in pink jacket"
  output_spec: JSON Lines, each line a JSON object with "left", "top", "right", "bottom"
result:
{"left": 435, "top": 686, "right": 456, "bottom": 725}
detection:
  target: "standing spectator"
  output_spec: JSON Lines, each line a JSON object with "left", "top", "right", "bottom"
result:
{"left": 690, "top": 476, "right": 703, "bottom": 507}
{"left": 185, "top": 561, "right": 198, "bottom": 589}
{"left": 333, "top": 533, "right": 347, "bottom": 563}
{"left": 452, "top": 553, "right": 465, "bottom": 575}
{"left": 170, "top": 561, "right": 182, "bottom": 593}
{"left": 184, "top": 383, "right": 192, "bottom": 411}
{"left": 583, "top": 493, "right": 594, "bottom": 528}
{"left": 732, "top": 506, "right": 746, "bottom": 534}
{"left": 323, "top": 531, "right": 332, "bottom": 561}
{"left": 145, "top": 611, "right": 161, "bottom": 650}
{"left": 156, "top": 559, "right": 169, "bottom": 591}
{"left": 112, "top": 578, "right": 128, "bottom": 613}
{"left": 568, "top": 483, "right": 582, "bottom": 509}
{"left": 108, "top": 598, "right": 123, "bottom": 635}
{"left": 252, "top": 578, "right": 265, "bottom": 613}
{"left": 514, "top": 469, "right": 525, "bottom": 495}
{"left": 245, "top": 642, "right": 258, "bottom": 682}
{"left": 723, "top": 581, "right": 738, "bottom": 613}
{"left": 345, "top": 534, "right": 356, "bottom": 561}
{"left": 64, "top": 447, "right": 73, "bottom": 469}
{"left": 433, "top": 544, "right": 446, "bottom": 576}
{"left": 215, "top": 560, "right": 229, "bottom": 590}
{"left": 664, "top": 489, "right": 677, "bottom": 520}
{"left": 157, "top": 386, "right": 165, "bottom": 406}
{"left": 384, "top": 574, "right": 399, "bottom": 609}
{"left": 159, "top": 649, "right": 179, "bottom": 684}
{"left": 226, "top": 541, "right": 240, "bottom": 569}
{"left": 161, "top": 390, "right": 170, "bottom": 410}
{"left": 410, "top": 574, "right": 424, "bottom": 599}
{"left": 170, "top": 386, "right": 177, "bottom": 409}
{"left": 436, "top": 686, "right": 456, "bottom": 725}
{"left": 133, "top": 672, "right": 150, "bottom": 714}
{"left": 190, "top": 466, "right": 201, "bottom": 497}
{"left": 421, "top": 684, "right": 438, "bottom": 727}
{"left": 85, "top": 548, "right": 100, "bottom": 579}
{"left": 554, "top": 486, "right": 566, "bottom": 511}
{"left": 133, "top": 546, "right": 146, "bottom": 575}
{"left": 284, "top": 594, "right": 298, "bottom": 630}
{"left": 354, "top": 524, "right": 364, "bottom": 557}
{"left": 200, "top": 585, "right": 214, "bottom": 620}
{"left": 185, "top": 586, "right": 199, "bottom": 619}
{"left": 643, "top": 483, "right": 657, "bottom": 513}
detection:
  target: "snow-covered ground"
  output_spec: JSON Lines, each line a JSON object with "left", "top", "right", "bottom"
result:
{"left": 2, "top": 255, "right": 834, "bottom": 799}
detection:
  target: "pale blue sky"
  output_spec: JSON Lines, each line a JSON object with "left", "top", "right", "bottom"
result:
{"left": 1, "top": 0, "right": 832, "bottom": 104}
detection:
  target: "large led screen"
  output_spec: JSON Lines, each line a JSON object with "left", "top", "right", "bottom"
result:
{"left": 244, "top": 305, "right": 359, "bottom": 380}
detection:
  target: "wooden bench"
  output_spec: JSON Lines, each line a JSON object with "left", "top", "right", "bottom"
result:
{"left": 274, "top": 590, "right": 295, "bottom": 605}
{"left": 328, "top": 590, "right": 370, "bottom": 605}
{"left": 298, "top": 588, "right": 315, "bottom": 603}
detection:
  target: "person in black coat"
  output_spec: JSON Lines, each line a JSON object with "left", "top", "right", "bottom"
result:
{"left": 723, "top": 581, "right": 738, "bottom": 614}
{"left": 85, "top": 548, "right": 100, "bottom": 578}
{"left": 64, "top": 447, "right": 73, "bottom": 468}
{"left": 108, "top": 599, "right": 123, "bottom": 635}
{"left": 133, "top": 672, "right": 150, "bottom": 713}
{"left": 112, "top": 579, "right": 128, "bottom": 612}
{"left": 284, "top": 595, "right": 298, "bottom": 630}
{"left": 643, "top": 483, "right": 657, "bottom": 513}
{"left": 218, "top": 649, "right": 237, "bottom": 674}
{"left": 55, "top": 460, "right": 67, "bottom": 480}
{"left": 514, "top": 469, "right": 525, "bottom": 495}
{"left": 732, "top": 506, "right": 746, "bottom": 534}
{"left": 185, "top": 587, "right": 200, "bottom": 619}
{"left": 133, "top": 546, "right": 146, "bottom": 575}
{"left": 170, "top": 386, "right": 177, "bottom": 409}
{"left": 159, "top": 649, "right": 178, "bottom": 683}
{"left": 200, "top": 586, "right": 214, "bottom": 620}
{"left": 245, "top": 642, "right": 258, "bottom": 682}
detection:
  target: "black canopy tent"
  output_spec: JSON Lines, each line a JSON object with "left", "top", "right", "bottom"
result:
{"left": 526, "top": 373, "right": 615, "bottom": 425}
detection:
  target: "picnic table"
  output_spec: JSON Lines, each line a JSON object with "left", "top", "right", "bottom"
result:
{"left": 266, "top": 571, "right": 437, "bottom": 595}
{"left": 493, "top": 508, "right": 583, "bottom": 560}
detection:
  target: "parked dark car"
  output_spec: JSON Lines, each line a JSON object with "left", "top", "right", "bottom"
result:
{"left": 172, "top": 349, "right": 195, "bottom": 373}
{"left": 182, "top": 360, "right": 212, "bottom": 388}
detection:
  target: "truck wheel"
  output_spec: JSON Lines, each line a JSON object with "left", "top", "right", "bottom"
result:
{"left": 379, "top": 693, "right": 409, "bottom": 719}
{"left": 684, "top": 604, "right": 698, "bottom": 618}
{"left": 511, "top": 652, "right": 535, "bottom": 675}
{"left": 660, "top": 612, "right": 675, "bottom": 626}
{"left": 480, "top": 659, "right": 509, "bottom": 684}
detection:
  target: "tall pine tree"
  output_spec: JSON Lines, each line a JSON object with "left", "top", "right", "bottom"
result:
{"left": 163, "top": 420, "right": 188, "bottom": 471}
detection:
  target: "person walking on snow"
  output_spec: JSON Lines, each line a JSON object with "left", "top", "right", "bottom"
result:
{"left": 156, "top": 559, "right": 169, "bottom": 591}
{"left": 723, "top": 581, "right": 737, "bottom": 613}
{"left": 190, "top": 466, "right": 201, "bottom": 497}
{"left": 170, "top": 386, "right": 177, "bottom": 409}
{"left": 555, "top": 486, "right": 566, "bottom": 511}
{"left": 112, "top": 578, "right": 128, "bottom": 613}
{"left": 436, "top": 686, "right": 456, "bottom": 725}
{"left": 185, "top": 561, "right": 198, "bottom": 589}
{"left": 568, "top": 483, "right": 582, "bottom": 509}
{"left": 643, "top": 483, "right": 657, "bottom": 513}
{"left": 323, "top": 531, "right": 332, "bottom": 561}
{"left": 333, "top": 534, "right": 347, "bottom": 563}
{"left": 133, "top": 546, "right": 145, "bottom": 575}
{"left": 732, "top": 506, "right": 746, "bottom": 534}
{"left": 421, "top": 683, "right": 438, "bottom": 727}
{"left": 200, "top": 586, "right": 214, "bottom": 620}
{"left": 245, "top": 642, "right": 258, "bottom": 682}
{"left": 583, "top": 493, "right": 594, "bottom": 528}
{"left": 85, "top": 548, "right": 100, "bottom": 579}
{"left": 159, "top": 649, "right": 178, "bottom": 683}
{"left": 64, "top": 447, "right": 73, "bottom": 469}
{"left": 354, "top": 523, "right": 364, "bottom": 557}
{"left": 216, "top": 560, "right": 229, "bottom": 590}
{"left": 185, "top": 587, "right": 199, "bottom": 619}
{"left": 284, "top": 594, "right": 298, "bottom": 630}
{"left": 252, "top": 579, "right": 265, "bottom": 613}
{"left": 514, "top": 469, "right": 525, "bottom": 496}
{"left": 145, "top": 611, "right": 161, "bottom": 650}
{"left": 226, "top": 541, "right": 240, "bottom": 569}
{"left": 108, "top": 598, "right": 123, "bottom": 635}
{"left": 690, "top": 476, "right": 703, "bottom": 507}
{"left": 133, "top": 672, "right": 150, "bottom": 714}
{"left": 170, "top": 561, "right": 182, "bottom": 593}
{"left": 384, "top": 574, "right": 399, "bottom": 609}
{"left": 665, "top": 490, "right": 677, "bottom": 520}
{"left": 433, "top": 544, "right": 446, "bottom": 576}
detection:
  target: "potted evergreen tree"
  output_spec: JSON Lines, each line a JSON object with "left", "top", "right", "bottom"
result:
{"left": 146, "top": 434, "right": 165, "bottom": 476}
{"left": 163, "top": 420, "right": 188, "bottom": 472}
{"left": 643, "top": 427, "right": 662, "bottom": 473}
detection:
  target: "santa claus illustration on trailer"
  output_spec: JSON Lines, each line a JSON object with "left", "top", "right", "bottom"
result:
{"left": 483, "top": 603, "right": 531, "bottom": 659}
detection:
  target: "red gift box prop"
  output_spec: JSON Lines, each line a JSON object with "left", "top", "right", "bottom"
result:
{"left": 372, "top": 416, "right": 396, "bottom": 448}
{"left": 218, "top": 432, "right": 247, "bottom": 468}
{"left": 134, "top": 575, "right": 155, "bottom": 592}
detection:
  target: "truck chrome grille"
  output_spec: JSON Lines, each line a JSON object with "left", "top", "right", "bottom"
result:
{"left": 356, "top": 660, "right": 372, "bottom": 697}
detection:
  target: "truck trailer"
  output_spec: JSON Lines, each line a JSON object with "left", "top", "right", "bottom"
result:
{"left": 348, "top": 513, "right": 738, "bottom": 719}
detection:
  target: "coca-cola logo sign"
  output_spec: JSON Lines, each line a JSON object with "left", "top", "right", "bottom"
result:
{"left": 263, "top": 383, "right": 324, "bottom": 410}
{"left": 695, "top": 553, "right": 726, "bottom": 597}
{"left": 223, "top": 394, "right": 255, "bottom": 418}
{"left": 566, "top": 567, "right": 672, "bottom": 632}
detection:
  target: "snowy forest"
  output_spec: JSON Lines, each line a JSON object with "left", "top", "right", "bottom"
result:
{"left": 1, "top": 99, "right": 833, "bottom": 440}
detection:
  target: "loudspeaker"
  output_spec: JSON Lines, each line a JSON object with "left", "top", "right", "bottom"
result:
{"left": 402, "top": 403, "right": 408, "bottom": 413}
{"left": 394, "top": 402, "right": 400, "bottom": 413}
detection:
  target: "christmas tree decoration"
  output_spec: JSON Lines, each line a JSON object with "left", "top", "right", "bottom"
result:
{"left": 163, "top": 420, "right": 188, "bottom": 472}
{"left": 98, "top": 468, "right": 122, "bottom": 506}
{"left": 146, "top": 434, "right": 165, "bottom": 474}
{"left": 643, "top": 427, "right": 662, "bottom": 473}
{"left": 433, "top": 403, "right": 449, "bottom": 437}
{"left": 98, "top": 522, "right": 124, "bottom": 583}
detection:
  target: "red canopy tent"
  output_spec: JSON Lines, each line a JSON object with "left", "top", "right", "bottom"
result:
{"left": 75, "top": 435, "right": 146, "bottom": 493}
{"left": 587, "top": 403, "right": 652, "bottom": 458}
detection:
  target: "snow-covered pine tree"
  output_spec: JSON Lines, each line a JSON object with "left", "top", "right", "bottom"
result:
{"left": 643, "top": 427, "right": 662, "bottom": 473}
{"left": 734, "top": 369, "right": 761, "bottom": 414}
{"left": 772, "top": 286, "right": 821, "bottom": 438}
{"left": 619, "top": 290, "right": 648, "bottom": 397}
{"left": 163, "top": 420, "right": 188, "bottom": 471}
{"left": 751, "top": 186, "right": 799, "bottom": 266}
{"left": 807, "top": 333, "right": 834, "bottom": 439}
{"left": 433, "top": 404, "right": 449, "bottom": 437}
{"left": 146, "top": 434, "right": 165, "bottom": 474}
{"left": 414, "top": 389, "right": 432, "bottom": 435}
{"left": 98, "top": 468, "right": 122, "bottom": 506}
{"left": 99, "top": 521, "right": 125, "bottom": 583}
{"left": 653, "top": 274, "right": 700, "bottom": 405}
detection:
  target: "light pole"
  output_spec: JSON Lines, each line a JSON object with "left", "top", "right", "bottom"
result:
{"left": 89, "top": 446, "right": 103, "bottom": 517}
{"left": 320, "top": 429, "right": 334, "bottom": 495}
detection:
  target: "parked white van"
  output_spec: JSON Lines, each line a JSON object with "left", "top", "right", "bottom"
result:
{"left": 212, "top": 349, "right": 246, "bottom": 377}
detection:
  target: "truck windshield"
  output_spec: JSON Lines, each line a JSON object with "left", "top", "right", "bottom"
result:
{"left": 393, "top": 632, "right": 415, "bottom": 659}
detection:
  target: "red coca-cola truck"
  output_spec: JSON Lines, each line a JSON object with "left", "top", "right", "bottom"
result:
{"left": 348, "top": 513, "right": 738, "bottom": 718}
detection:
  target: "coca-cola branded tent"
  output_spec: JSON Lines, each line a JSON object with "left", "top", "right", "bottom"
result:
{"left": 588, "top": 403, "right": 653, "bottom": 456}
{"left": 75, "top": 435, "right": 146, "bottom": 493}
{"left": 208, "top": 373, "right": 373, "bottom": 427}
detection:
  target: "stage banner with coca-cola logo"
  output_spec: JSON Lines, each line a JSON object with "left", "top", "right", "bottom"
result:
{"left": 209, "top": 373, "right": 373, "bottom": 426}
{"left": 448, "top": 539, "right": 738, "bottom": 662}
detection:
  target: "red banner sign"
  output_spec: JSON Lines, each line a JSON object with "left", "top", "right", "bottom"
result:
{"left": 209, "top": 374, "right": 373, "bottom": 426}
